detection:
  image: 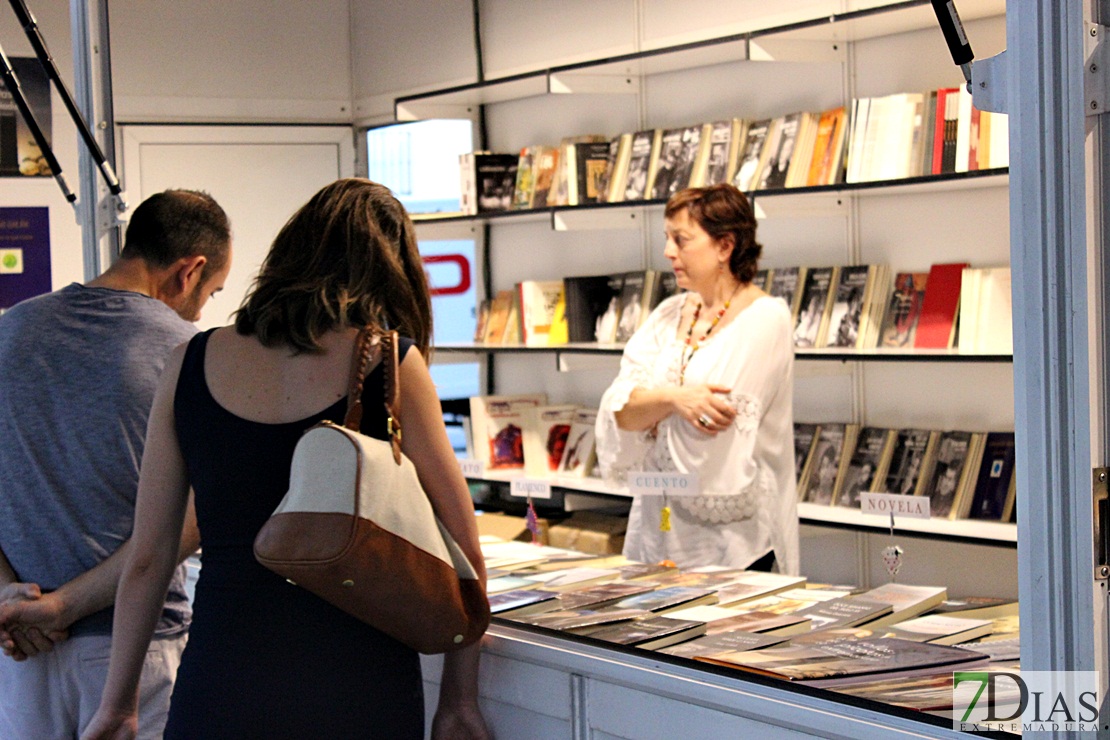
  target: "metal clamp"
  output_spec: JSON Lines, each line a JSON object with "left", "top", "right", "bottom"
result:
{"left": 1094, "top": 467, "right": 1109, "bottom": 579}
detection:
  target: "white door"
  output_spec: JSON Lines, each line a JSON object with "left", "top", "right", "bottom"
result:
{"left": 119, "top": 125, "right": 354, "bottom": 330}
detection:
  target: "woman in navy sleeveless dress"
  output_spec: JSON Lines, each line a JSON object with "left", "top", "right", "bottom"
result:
{"left": 84, "top": 180, "right": 490, "bottom": 740}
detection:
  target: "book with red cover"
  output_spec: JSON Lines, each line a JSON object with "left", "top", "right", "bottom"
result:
{"left": 913, "top": 262, "right": 969, "bottom": 349}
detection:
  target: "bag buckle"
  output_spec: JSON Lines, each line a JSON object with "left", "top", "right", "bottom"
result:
{"left": 387, "top": 416, "right": 402, "bottom": 443}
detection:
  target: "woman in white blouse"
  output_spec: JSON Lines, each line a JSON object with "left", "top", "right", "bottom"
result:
{"left": 595, "top": 184, "right": 798, "bottom": 573}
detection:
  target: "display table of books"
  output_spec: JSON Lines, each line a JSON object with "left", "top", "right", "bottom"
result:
{"left": 421, "top": 538, "right": 1020, "bottom": 739}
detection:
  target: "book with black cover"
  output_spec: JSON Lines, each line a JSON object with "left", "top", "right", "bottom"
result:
{"left": 515, "top": 607, "right": 651, "bottom": 634}
{"left": 612, "top": 586, "right": 718, "bottom": 614}
{"left": 793, "top": 597, "right": 893, "bottom": 632}
{"left": 650, "top": 125, "right": 701, "bottom": 200}
{"left": 656, "top": 629, "right": 789, "bottom": 658}
{"left": 793, "top": 266, "right": 836, "bottom": 348}
{"left": 732, "top": 118, "right": 772, "bottom": 192}
{"left": 614, "top": 271, "right": 647, "bottom": 343}
{"left": 825, "top": 265, "right": 870, "bottom": 348}
{"left": 759, "top": 113, "right": 802, "bottom": 190}
{"left": 965, "top": 432, "right": 1017, "bottom": 520}
{"left": 489, "top": 589, "right": 561, "bottom": 615}
{"left": 768, "top": 266, "right": 806, "bottom": 325}
{"left": 563, "top": 274, "right": 622, "bottom": 343}
{"left": 623, "top": 129, "right": 659, "bottom": 201}
{"left": 589, "top": 616, "right": 708, "bottom": 649}
{"left": 918, "top": 430, "right": 975, "bottom": 517}
{"left": 835, "top": 427, "right": 893, "bottom": 508}
{"left": 880, "top": 429, "right": 935, "bottom": 496}
{"left": 696, "top": 637, "right": 987, "bottom": 687}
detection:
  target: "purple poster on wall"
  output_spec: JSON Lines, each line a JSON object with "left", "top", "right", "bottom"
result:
{"left": 0, "top": 207, "right": 51, "bottom": 310}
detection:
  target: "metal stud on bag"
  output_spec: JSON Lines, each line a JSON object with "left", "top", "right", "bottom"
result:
{"left": 342, "top": 579, "right": 354, "bottom": 587}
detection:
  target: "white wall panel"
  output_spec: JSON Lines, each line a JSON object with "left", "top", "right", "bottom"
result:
{"left": 109, "top": 0, "right": 350, "bottom": 123}
{"left": 480, "top": 0, "right": 636, "bottom": 79}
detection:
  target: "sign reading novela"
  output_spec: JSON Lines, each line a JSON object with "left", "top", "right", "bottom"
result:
{"left": 860, "top": 492, "right": 931, "bottom": 519}
{"left": 953, "top": 670, "right": 1100, "bottom": 733}
{"left": 628, "top": 472, "right": 700, "bottom": 497}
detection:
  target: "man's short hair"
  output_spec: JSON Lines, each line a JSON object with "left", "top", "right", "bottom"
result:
{"left": 120, "top": 190, "right": 231, "bottom": 279}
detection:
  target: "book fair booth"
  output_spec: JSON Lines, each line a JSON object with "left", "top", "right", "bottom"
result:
{"left": 0, "top": 1, "right": 1105, "bottom": 737}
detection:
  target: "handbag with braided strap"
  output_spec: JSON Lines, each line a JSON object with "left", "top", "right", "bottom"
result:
{"left": 253, "top": 328, "right": 489, "bottom": 653}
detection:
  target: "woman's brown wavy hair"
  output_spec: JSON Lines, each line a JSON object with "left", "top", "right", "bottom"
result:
{"left": 234, "top": 179, "right": 432, "bottom": 355}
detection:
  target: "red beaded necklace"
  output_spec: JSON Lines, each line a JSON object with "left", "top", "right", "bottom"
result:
{"left": 679, "top": 283, "right": 743, "bottom": 385}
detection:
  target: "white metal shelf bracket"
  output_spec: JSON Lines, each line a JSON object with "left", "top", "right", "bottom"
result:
{"left": 970, "top": 50, "right": 1008, "bottom": 114}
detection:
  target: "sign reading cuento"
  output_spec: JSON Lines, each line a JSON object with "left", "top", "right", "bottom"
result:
{"left": 628, "top": 472, "right": 700, "bottom": 497}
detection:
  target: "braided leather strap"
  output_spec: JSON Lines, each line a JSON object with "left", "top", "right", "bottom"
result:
{"left": 342, "top": 327, "right": 403, "bottom": 465}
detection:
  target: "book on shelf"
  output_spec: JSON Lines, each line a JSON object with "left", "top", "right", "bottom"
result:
{"left": 589, "top": 615, "right": 708, "bottom": 650}
{"left": 798, "top": 422, "right": 858, "bottom": 505}
{"left": 460, "top": 152, "right": 519, "bottom": 214}
{"left": 518, "top": 279, "right": 566, "bottom": 347}
{"left": 614, "top": 270, "right": 648, "bottom": 343}
{"left": 656, "top": 629, "right": 790, "bottom": 658}
{"left": 758, "top": 113, "right": 801, "bottom": 190}
{"left": 957, "top": 266, "right": 1013, "bottom": 354}
{"left": 604, "top": 133, "right": 634, "bottom": 203}
{"left": 751, "top": 268, "right": 771, "bottom": 292}
{"left": 954, "top": 86, "right": 974, "bottom": 174}
{"left": 624, "top": 129, "right": 661, "bottom": 201}
{"left": 917, "top": 430, "right": 982, "bottom": 518}
{"left": 521, "top": 404, "right": 578, "bottom": 477}
{"left": 732, "top": 118, "right": 773, "bottom": 192}
{"left": 564, "top": 139, "right": 612, "bottom": 206}
{"left": 664, "top": 605, "right": 813, "bottom": 637}
{"left": 698, "top": 119, "right": 745, "bottom": 187}
{"left": 529, "top": 145, "right": 561, "bottom": 208}
{"left": 562, "top": 273, "right": 623, "bottom": 344}
{"left": 594, "top": 273, "right": 627, "bottom": 344}
{"left": 963, "top": 432, "right": 1017, "bottom": 521}
{"left": 512, "top": 146, "right": 538, "bottom": 209}
{"left": 913, "top": 262, "right": 969, "bottom": 350}
{"left": 695, "top": 637, "right": 986, "bottom": 687}
{"left": 878, "top": 429, "right": 937, "bottom": 496}
{"left": 793, "top": 422, "right": 821, "bottom": 489}
{"left": 929, "top": 596, "right": 1019, "bottom": 621}
{"left": 650, "top": 125, "right": 702, "bottom": 200}
{"left": 785, "top": 112, "right": 820, "bottom": 188}
{"left": 503, "top": 287, "right": 523, "bottom": 345}
{"left": 469, "top": 393, "right": 547, "bottom": 468}
{"left": 481, "top": 289, "right": 514, "bottom": 344}
{"left": 854, "top": 583, "right": 948, "bottom": 628}
{"left": 611, "top": 586, "right": 719, "bottom": 614}
{"left": 793, "top": 596, "right": 894, "bottom": 632}
{"left": 834, "top": 426, "right": 895, "bottom": 509}
{"left": 825, "top": 264, "right": 884, "bottom": 349}
{"left": 878, "top": 271, "right": 928, "bottom": 349}
{"left": 767, "top": 266, "right": 806, "bottom": 326}
{"left": 807, "top": 106, "right": 848, "bottom": 186}
{"left": 793, "top": 266, "right": 838, "bottom": 348}
{"left": 473, "top": 299, "right": 491, "bottom": 343}
{"left": 881, "top": 614, "right": 994, "bottom": 645}
{"left": 558, "top": 408, "right": 600, "bottom": 477}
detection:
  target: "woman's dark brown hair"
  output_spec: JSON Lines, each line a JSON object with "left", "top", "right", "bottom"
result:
{"left": 664, "top": 184, "right": 762, "bottom": 283}
{"left": 235, "top": 179, "right": 432, "bottom": 354}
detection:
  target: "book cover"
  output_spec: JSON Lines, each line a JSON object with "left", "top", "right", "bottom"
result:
{"left": 612, "top": 586, "right": 718, "bottom": 614}
{"left": 799, "top": 423, "right": 850, "bottom": 505}
{"left": 878, "top": 271, "right": 928, "bottom": 348}
{"left": 712, "top": 573, "right": 808, "bottom": 607}
{"left": 546, "top": 582, "right": 659, "bottom": 612}
{"left": 768, "top": 266, "right": 805, "bottom": 324}
{"left": 696, "top": 637, "right": 985, "bottom": 686}
{"left": 656, "top": 629, "right": 789, "bottom": 658}
{"left": 515, "top": 607, "right": 652, "bottom": 634}
{"left": 732, "top": 118, "right": 772, "bottom": 191}
{"left": 759, "top": 113, "right": 801, "bottom": 190}
{"left": 880, "top": 429, "right": 936, "bottom": 496}
{"left": 793, "top": 596, "right": 894, "bottom": 631}
{"left": 965, "top": 432, "right": 1017, "bottom": 520}
{"left": 617, "top": 563, "right": 679, "bottom": 582}
{"left": 913, "top": 262, "right": 969, "bottom": 349}
{"left": 856, "top": 583, "right": 948, "bottom": 627}
{"left": 594, "top": 273, "right": 627, "bottom": 344}
{"left": 605, "top": 133, "right": 634, "bottom": 203}
{"left": 573, "top": 140, "right": 613, "bottom": 205}
{"left": 563, "top": 274, "right": 622, "bottom": 344}
{"left": 512, "top": 146, "right": 537, "bottom": 209}
{"left": 793, "top": 422, "right": 821, "bottom": 489}
{"left": 521, "top": 404, "right": 578, "bottom": 476}
{"left": 526, "top": 566, "right": 621, "bottom": 591}
{"left": 702, "top": 119, "right": 736, "bottom": 186}
{"left": 488, "top": 588, "right": 561, "bottom": 615}
{"left": 589, "top": 616, "right": 708, "bottom": 649}
{"left": 835, "top": 427, "right": 894, "bottom": 509}
{"left": 559, "top": 408, "right": 600, "bottom": 477}
{"left": 469, "top": 393, "right": 546, "bottom": 467}
{"left": 623, "top": 129, "right": 659, "bottom": 201}
{"left": 650, "top": 125, "right": 701, "bottom": 200}
{"left": 918, "top": 430, "right": 975, "bottom": 518}
{"left": 881, "top": 614, "right": 993, "bottom": 645}
{"left": 664, "top": 606, "right": 812, "bottom": 636}
{"left": 930, "top": 596, "right": 1019, "bottom": 621}
{"left": 793, "top": 266, "right": 837, "bottom": 348}
{"left": 518, "top": 279, "right": 565, "bottom": 347}
{"left": 529, "top": 145, "right": 560, "bottom": 208}
{"left": 784, "top": 112, "right": 819, "bottom": 188}
{"left": 825, "top": 265, "right": 870, "bottom": 348}
{"left": 614, "top": 271, "right": 648, "bottom": 343}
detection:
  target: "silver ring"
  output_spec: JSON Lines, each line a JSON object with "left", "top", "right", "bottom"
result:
{"left": 698, "top": 414, "right": 712, "bottom": 428}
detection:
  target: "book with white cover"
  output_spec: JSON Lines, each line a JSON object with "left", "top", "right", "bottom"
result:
{"left": 855, "top": 583, "right": 948, "bottom": 628}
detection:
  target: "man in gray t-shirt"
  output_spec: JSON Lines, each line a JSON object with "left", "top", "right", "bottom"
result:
{"left": 0, "top": 190, "right": 231, "bottom": 740}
